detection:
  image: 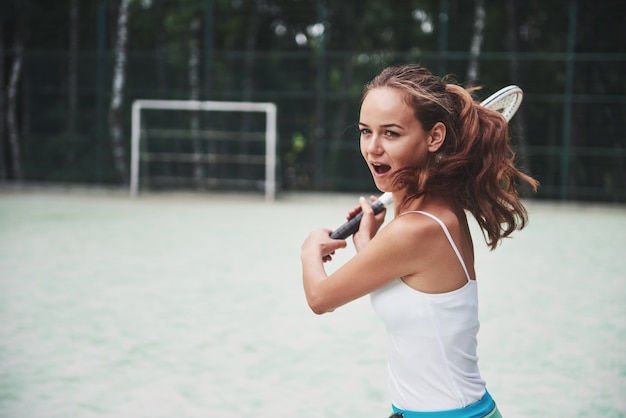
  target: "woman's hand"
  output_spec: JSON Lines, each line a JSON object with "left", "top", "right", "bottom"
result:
{"left": 352, "top": 195, "right": 386, "bottom": 252}
{"left": 301, "top": 228, "right": 347, "bottom": 263}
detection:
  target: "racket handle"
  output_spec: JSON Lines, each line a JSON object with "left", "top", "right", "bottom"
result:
{"left": 330, "top": 193, "right": 393, "bottom": 239}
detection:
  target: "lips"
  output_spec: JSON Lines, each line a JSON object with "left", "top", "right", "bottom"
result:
{"left": 372, "top": 163, "right": 391, "bottom": 175}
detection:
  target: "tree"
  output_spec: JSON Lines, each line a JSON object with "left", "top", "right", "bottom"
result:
{"left": 505, "top": 0, "right": 532, "bottom": 196}
{"left": 68, "top": 0, "right": 78, "bottom": 134}
{"left": 109, "top": 0, "right": 130, "bottom": 184}
{"left": 6, "top": 0, "right": 26, "bottom": 181}
{"left": 153, "top": 0, "right": 167, "bottom": 97}
{"left": 189, "top": 13, "right": 204, "bottom": 187}
{"left": 466, "top": 0, "right": 485, "bottom": 85}
{"left": 0, "top": 0, "right": 621, "bottom": 200}
{"left": 0, "top": 21, "right": 5, "bottom": 181}
{"left": 327, "top": 0, "right": 363, "bottom": 184}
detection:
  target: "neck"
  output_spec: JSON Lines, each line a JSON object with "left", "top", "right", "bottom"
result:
{"left": 392, "top": 191, "right": 427, "bottom": 217}
{"left": 392, "top": 192, "right": 457, "bottom": 217}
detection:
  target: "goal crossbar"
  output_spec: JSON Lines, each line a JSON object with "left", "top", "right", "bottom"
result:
{"left": 130, "top": 99, "right": 277, "bottom": 200}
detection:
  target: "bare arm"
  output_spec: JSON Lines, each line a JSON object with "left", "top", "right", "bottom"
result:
{"left": 301, "top": 197, "right": 425, "bottom": 314}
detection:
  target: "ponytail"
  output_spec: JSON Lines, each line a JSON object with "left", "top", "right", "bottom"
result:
{"left": 438, "top": 84, "right": 539, "bottom": 249}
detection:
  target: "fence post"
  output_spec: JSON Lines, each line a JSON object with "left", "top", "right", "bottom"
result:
{"left": 437, "top": 0, "right": 449, "bottom": 76}
{"left": 560, "top": 0, "right": 577, "bottom": 200}
{"left": 95, "top": 0, "right": 106, "bottom": 182}
{"left": 314, "top": 0, "right": 327, "bottom": 189}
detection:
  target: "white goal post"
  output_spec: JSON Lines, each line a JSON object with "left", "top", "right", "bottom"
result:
{"left": 130, "top": 99, "right": 278, "bottom": 200}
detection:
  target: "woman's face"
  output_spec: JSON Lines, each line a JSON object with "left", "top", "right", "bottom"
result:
{"left": 359, "top": 87, "right": 434, "bottom": 192}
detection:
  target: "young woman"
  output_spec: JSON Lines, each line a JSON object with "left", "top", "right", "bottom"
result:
{"left": 300, "top": 65, "right": 538, "bottom": 417}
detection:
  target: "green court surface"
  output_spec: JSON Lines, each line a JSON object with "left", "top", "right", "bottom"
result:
{"left": 1, "top": 190, "right": 625, "bottom": 417}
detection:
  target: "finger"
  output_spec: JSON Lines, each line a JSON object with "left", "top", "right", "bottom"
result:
{"left": 360, "top": 196, "right": 374, "bottom": 215}
{"left": 322, "top": 241, "right": 345, "bottom": 261}
{"left": 327, "top": 239, "right": 347, "bottom": 251}
{"left": 346, "top": 205, "right": 362, "bottom": 220}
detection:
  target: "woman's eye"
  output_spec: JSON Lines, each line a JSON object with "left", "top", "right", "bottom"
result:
{"left": 360, "top": 128, "right": 371, "bottom": 135}
{"left": 385, "top": 130, "right": 399, "bottom": 137}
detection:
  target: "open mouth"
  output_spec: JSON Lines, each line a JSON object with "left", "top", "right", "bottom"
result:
{"left": 372, "top": 163, "right": 391, "bottom": 174}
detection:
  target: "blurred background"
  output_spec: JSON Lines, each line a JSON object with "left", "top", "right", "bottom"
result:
{"left": 1, "top": 2, "right": 625, "bottom": 416}
{"left": 1, "top": 0, "right": 625, "bottom": 202}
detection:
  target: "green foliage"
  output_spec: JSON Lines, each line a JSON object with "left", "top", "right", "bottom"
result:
{"left": 2, "top": 0, "right": 625, "bottom": 201}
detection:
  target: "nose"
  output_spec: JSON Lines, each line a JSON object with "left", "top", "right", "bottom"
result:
{"left": 366, "top": 134, "right": 383, "bottom": 155}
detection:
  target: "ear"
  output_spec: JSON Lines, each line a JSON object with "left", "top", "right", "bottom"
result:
{"left": 427, "top": 122, "right": 446, "bottom": 153}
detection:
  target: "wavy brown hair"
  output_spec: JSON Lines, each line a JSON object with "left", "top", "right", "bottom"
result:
{"left": 364, "top": 65, "right": 538, "bottom": 249}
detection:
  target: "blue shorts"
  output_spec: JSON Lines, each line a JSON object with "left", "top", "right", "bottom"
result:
{"left": 389, "top": 390, "right": 502, "bottom": 418}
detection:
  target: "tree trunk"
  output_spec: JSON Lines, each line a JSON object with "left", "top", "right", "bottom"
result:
{"left": 154, "top": 0, "right": 167, "bottom": 97}
{"left": 312, "top": 0, "right": 327, "bottom": 189}
{"left": 189, "top": 15, "right": 204, "bottom": 188}
{"left": 505, "top": 0, "right": 532, "bottom": 196}
{"left": 68, "top": 0, "right": 79, "bottom": 134}
{"left": 238, "top": 0, "right": 261, "bottom": 182}
{"left": 466, "top": 0, "right": 485, "bottom": 85}
{"left": 203, "top": 0, "right": 215, "bottom": 99}
{"left": 6, "top": 35, "right": 24, "bottom": 180}
{"left": 108, "top": 0, "right": 130, "bottom": 184}
{"left": 242, "top": 1, "right": 259, "bottom": 103}
{"left": 329, "top": 0, "right": 360, "bottom": 184}
{"left": 0, "top": 22, "right": 6, "bottom": 181}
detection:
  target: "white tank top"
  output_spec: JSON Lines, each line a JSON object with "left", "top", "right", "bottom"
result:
{"left": 370, "top": 211, "right": 486, "bottom": 412}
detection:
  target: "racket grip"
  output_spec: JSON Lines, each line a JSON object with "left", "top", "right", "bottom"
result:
{"left": 330, "top": 193, "right": 392, "bottom": 240}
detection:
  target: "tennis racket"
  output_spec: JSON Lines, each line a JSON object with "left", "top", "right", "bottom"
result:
{"left": 329, "top": 85, "right": 524, "bottom": 240}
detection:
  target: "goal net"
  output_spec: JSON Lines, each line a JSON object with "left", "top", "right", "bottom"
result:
{"left": 130, "top": 100, "right": 277, "bottom": 200}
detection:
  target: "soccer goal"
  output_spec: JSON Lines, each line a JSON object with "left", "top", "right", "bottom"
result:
{"left": 130, "top": 99, "right": 278, "bottom": 201}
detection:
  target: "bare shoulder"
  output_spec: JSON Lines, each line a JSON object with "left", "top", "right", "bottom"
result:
{"left": 391, "top": 208, "right": 461, "bottom": 240}
{"left": 388, "top": 206, "right": 476, "bottom": 291}
{"left": 394, "top": 208, "right": 472, "bottom": 254}
{"left": 371, "top": 212, "right": 449, "bottom": 259}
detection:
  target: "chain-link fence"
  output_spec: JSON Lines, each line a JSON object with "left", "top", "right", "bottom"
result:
{"left": 12, "top": 46, "right": 625, "bottom": 202}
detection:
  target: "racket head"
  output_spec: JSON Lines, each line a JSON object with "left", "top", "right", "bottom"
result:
{"left": 479, "top": 85, "right": 523, "bottom": 122}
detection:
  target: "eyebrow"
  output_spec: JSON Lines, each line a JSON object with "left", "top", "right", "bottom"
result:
{"left": 358, "top": 122, "right": 406, "bottom": 130}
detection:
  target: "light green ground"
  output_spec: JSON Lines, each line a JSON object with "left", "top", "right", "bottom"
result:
{"left": 0, "top": 190, "right": 625, "bottom": 417}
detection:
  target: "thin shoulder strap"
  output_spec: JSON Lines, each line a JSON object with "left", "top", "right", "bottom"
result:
{"left": 403, "top": 210, "right": 472, "bottom": 282}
